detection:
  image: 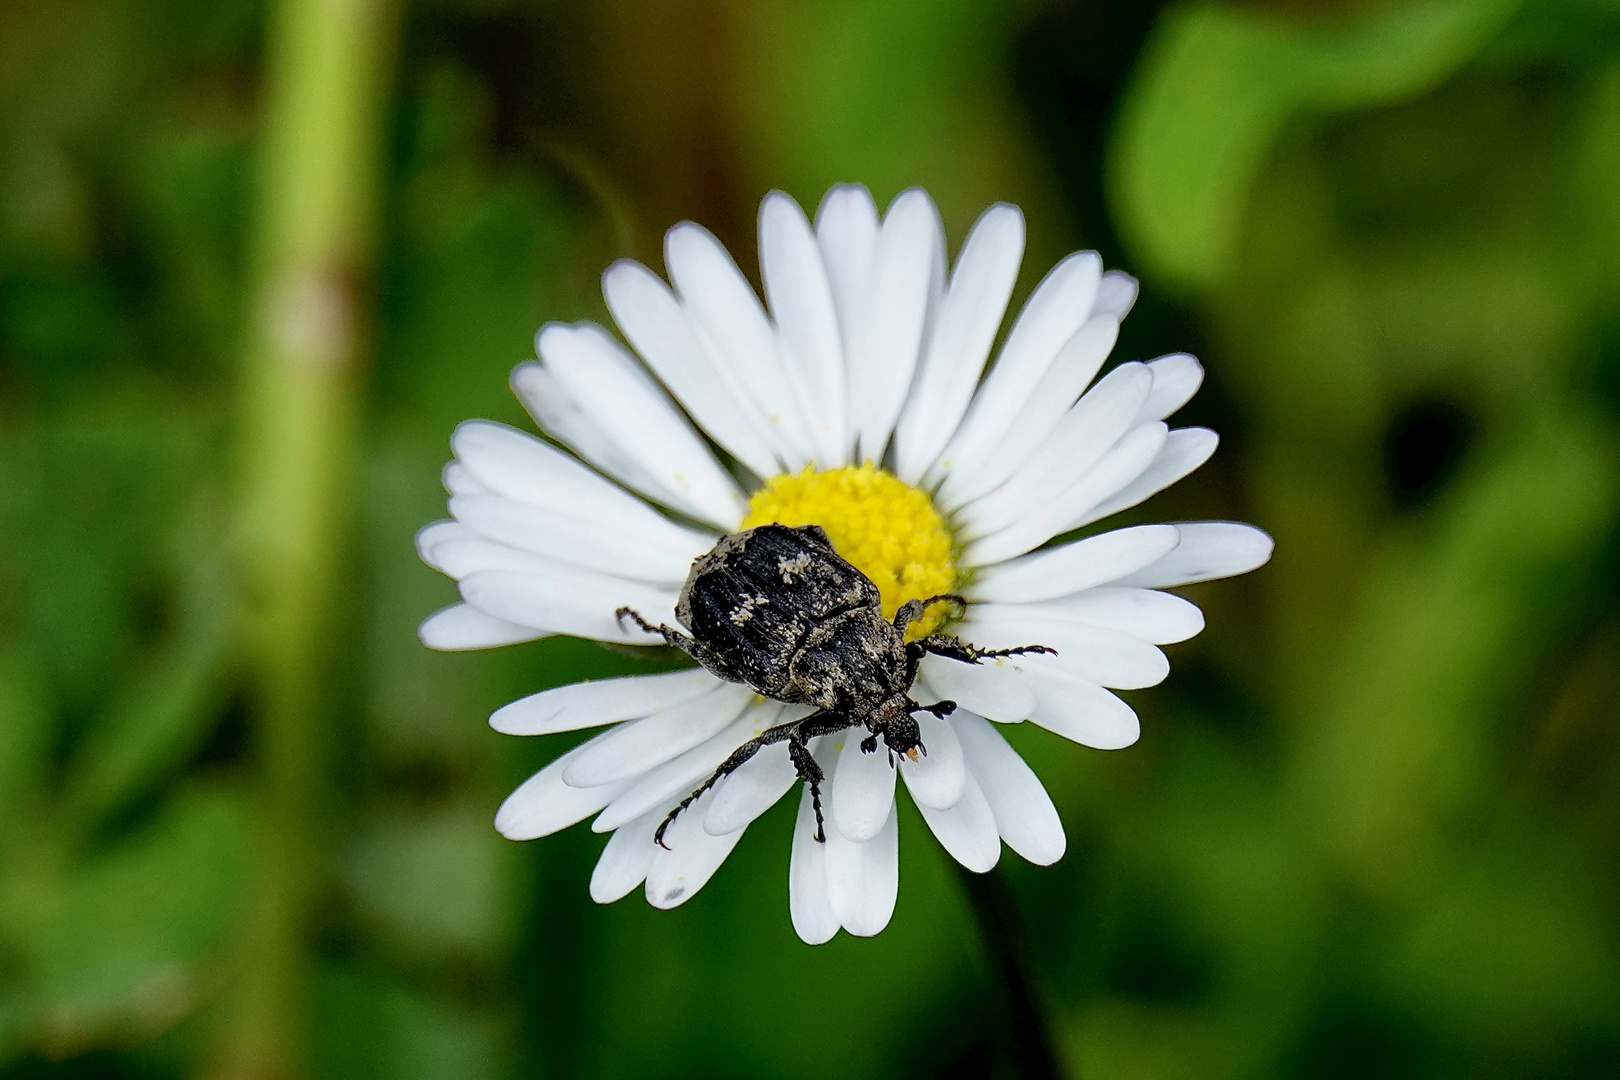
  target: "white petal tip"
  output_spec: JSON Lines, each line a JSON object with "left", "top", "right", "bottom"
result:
{"left": 492, "top": 811, "right": 536, "bottom": 842}
{"left": 509, "top": 360, "right": 544, "bottom": 392}
{"left": 418, "top": 603, "right": 545, "bottom": 651}
{"left": 1020, "top": 842, "right": 1065, "bottom": 867}
{"left": 839, "top": 917, "right": 893, "bottom": 939}
{"left": 1247, "top": 529, "right": 1277, "bottom": 568}
{"left": 532, "top": 323, "right": 572, "bottom": 358}
{"left": 794, "top": 926, "right": 840, "bottom": 946}
{"left": 646, "top": 883, "right": 690, "bottom": 910}
{"left": 1089, "top": 726, "right": 1141, "bottom": 752}
{"left": 954, "top": 850, "right": 1001, "bottom": 875}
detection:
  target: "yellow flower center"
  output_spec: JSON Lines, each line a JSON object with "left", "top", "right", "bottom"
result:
{"left": 740, "top": 464, "right": 958, "bottom": 638}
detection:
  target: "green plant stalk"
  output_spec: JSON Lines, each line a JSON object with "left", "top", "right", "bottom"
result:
{"left": 212, "top": 0, "right": 396, "bottom": 1075}
{"left": 955, "top": 863, "right": 1069, "bottom": 1080}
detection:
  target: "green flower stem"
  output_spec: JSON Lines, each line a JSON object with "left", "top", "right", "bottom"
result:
{"left": 211, "top": 0, "right": 397, "bottom": 1075}
{"left": 955, "top": 863, "right": 1069, "bottom": 1080}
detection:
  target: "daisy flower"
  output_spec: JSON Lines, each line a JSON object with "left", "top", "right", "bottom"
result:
{"left": 417, "top": 184, "right": 1271, "bottom": 943}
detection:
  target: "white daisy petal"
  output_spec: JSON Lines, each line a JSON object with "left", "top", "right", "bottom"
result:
{"left": 418, "top": 602, "right": 546, "bottom": 651}
{"left": 1004, "top": 656, "right": 1141, "bottom": 750}
{"left": 1116, "top": 522, "right": 1276, "bottom": 588}
{"left": 591, "top": 712, "right": 758, "bottom": 833}
{"left": 490, "top": 668, "right": 719, "bottom": 736}
{"left": 563, "top": 682, "right": 754, "bottom": 788}
{"left": 815, "top": 184, "right": 880, "bottom": 384}
{"left": 964, "top": 615, "right": 1169, "bottom": 691}
{"left": 458, "top": 564, "right": 678, "bottom": 642}
{"left": 892, "top": 203, "right": 1025, "bottom": 482}
{"left": 832, "top": 729, "right": 898, "bottom": 842}
{"left": 917, "top": 655, "right": 1036, "bottom": 722}
{"left": 896, "top": 707, "right": 966, "bottom": 810}
{"left": 915, "top": 770, "right": 1000, "bottom": 873}
{"left": 1092, "top": 270, "right": 1138, "bottom": 319}
{"left": 928, "top": 251, "right": 1102, "bottom": 485}
{"left": 1004, "top": 587, "right": 1205, "bottom": 645}
{"left": 449, "top": 493, "right": 705, "bottom": 584}
{"left": 922, "top": 203, "right": 948, "bottom": 354}
{"left": 425, "top": 535, "right": 554, "bottom": 579}
{"left": 953, "top": 360, "right": 1152, "bottom": 527}
{"left": 825, "top": 802, "right": 899, "bottom": 937}
{"left": 760, "top": 192, "right": 848, "bottom": 466}
{"left": 965, "top": 420, "right": 1169, "bottom": 566}
{"left": 535, "top": 324, "right": 747, "bottom": 528}
{"left": 510, "top": 362, "right": 690, "bottom": 520}
{"left": 849, "top": 189, "right": 942, "bottom": 460}
{"left": 1140, "top": 353, "right": 1203, "bottom": 421}
{"left": 1073, "top": 427, "right": 1220, "bottom": 529}
{"left": 789, "top": 780, "right": 840, "bottom": 945}
{"left": 666, "top": 222, "right": 816, "bottom": 465}
{"left": 602, "top": 259, "right": 785, "bottom": 479}
{"left": 940, "top": 315, "right": 1121, "bottom": 506}
{"left": 645, "top": 801, "right": 745, "bottom": 910}
{"left": 705, "top": 740, "right": 799, "bottom": 836}
{"left": 969, "top": 524, "right": 1182, "bottom": 604}
{"left": 452, "top": 421, "right": 672, "bottom": 529}
{"left": 442, "top": 462, "right": 488, "bottom": 497}
{"left": 495, "top": 737, "right": 631, "bottom": 840}
{"left": 590, "top": 808, "right": 661, "bottom": 903}
{"left": 416, "top": 520, "right": 472, "bottom": 563}
{"left": 592, "top": 702, "right": 787, "bottom": 833}
{"left": 955, "top": 712, "right": 1065, "bottom": 865}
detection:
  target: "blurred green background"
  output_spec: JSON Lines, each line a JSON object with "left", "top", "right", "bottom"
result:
{"left": 3, "top": 0, "right": 1620, "bottom": 1077}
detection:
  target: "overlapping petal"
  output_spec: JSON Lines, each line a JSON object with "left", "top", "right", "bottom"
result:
{"left": 891, "top": 202, "right": 1024, "bottom": 482}
{"left": 667, "top": 222, "right": 818, "bottom": 467}
{"left": 759, "top": 192, "right": 849, "bottom": 466}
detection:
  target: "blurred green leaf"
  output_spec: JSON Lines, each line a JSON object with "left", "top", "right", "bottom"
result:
{"left": 58, "top": 529, "right": 236, "bottom": 841}
{"left": 344, "top": 805, "right": 515, "bottom": 957}
{"left": 1299, "top": 407, "right": 1620, "bottom": 895}
{"left": 0, "top": 650, "right": 52, "bottom": 846}
{"left": 16, "top": 785, "right": 247, "bottom": 1057}
{"left": 733, "top": 0, "right": 1045, "bottom": 229}
{"left": 1383, "top": 837, "right": 1620, "bottom": 1042}
{"left": 315, "top": 969, "right": 507, "bottom": 1080}
{"left": 1573, "top": 62, "right": 1620, "bottom": 300}
{"left": 1110, "top": 0, "right": 1521, "bottom": 291}
{"left": 1066, "top": 1000, "right": 1247, "bottom": 1080}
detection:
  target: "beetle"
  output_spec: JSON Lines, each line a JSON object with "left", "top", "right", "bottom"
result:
{"left": 616, "top": 523, "right": 1054, "bottom": 847}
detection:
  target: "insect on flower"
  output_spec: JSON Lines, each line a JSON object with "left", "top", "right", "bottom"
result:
{"left": 417, "top": 183, "right": 1274, "bottom": 940}
{"left": 615, "top": 523, "right": 1053, "bottom": 847}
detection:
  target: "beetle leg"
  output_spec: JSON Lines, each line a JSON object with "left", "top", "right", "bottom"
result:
{"left": 615, "top": 606, "right": 735, "bottom": 676}
{"left": 786, "top": 737, "right": 827, "bottom": 843}
{"left": 913, "top": 633, "right": 1057, "bottom": 666}
{"left": 614, "top": 605, "right": 693, "bottom": 650}
{"left": 653, "top": 724, "right": 791, "bottom": 849}
{"left": 893, "top": 593, "right": 968, "bottom": 635}
{"left": 654, "top": 710, "right": 852, "bottom": 848}
{"left": 788, "top": 711, "right": 860, "bottom": 843}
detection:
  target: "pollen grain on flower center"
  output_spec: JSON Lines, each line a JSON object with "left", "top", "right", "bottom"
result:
{"left": 740, "top": 464, "right": 957, "bottom": 638}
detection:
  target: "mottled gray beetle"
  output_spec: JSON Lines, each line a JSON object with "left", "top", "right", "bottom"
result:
{"left": 616, "top": 523, "right": 1053, "bottom": 847}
